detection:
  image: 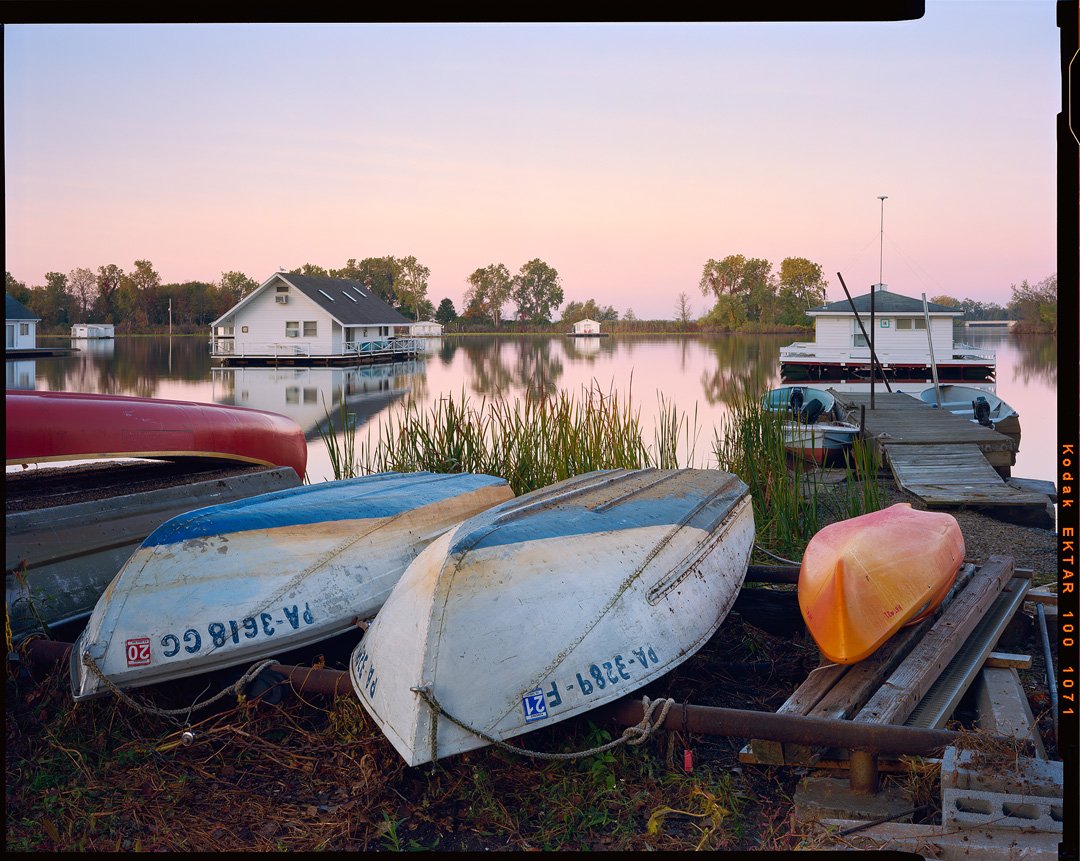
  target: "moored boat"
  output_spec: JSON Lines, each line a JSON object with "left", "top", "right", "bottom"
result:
{"left": 762, "top": 385, "right": 837, "bottom": 420}
{"left": 69, "top": 471, "right": 514, "bottom": 701}
{"left": 798, "top": 502, "right": 965, "bottom": 664}
{"left": 781, "top": 419, "right": 862, "bottom": 467}
{"left": 6, "top": 390, "right": 309, "bottom": 480}
{"left": 914, "top": 384, "right": 1020, "bottom": 450}
{"left": 349, "top": 468, "right": 755, "bottom": 766}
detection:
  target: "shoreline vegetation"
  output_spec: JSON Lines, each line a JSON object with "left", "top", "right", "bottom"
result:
{"left": 7, "top": 261, "right": 1057, "bottom": 338}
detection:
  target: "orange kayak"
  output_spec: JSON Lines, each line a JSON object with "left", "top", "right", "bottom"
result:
{"left": 798, "top": 503, "right": 965, "bottom": 664}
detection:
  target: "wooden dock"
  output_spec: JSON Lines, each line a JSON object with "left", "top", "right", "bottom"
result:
{"left": 829, "top": 390, "right": 1051, "bottom": 525}
{"left": 831, "top": 391, "right": 1016, "bottom": 470}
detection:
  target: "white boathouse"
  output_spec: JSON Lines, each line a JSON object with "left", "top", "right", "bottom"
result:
{"left": 779, "top": 284, "right": 994, "bottom": 384}
{"left": 568, "top": 318, "right": 609, "bottom": 337}
{"left": 71, "top": 323, "right": 115, "bottom": 339}
{"left": 410, "top": 320, "right": 443, "bottom": 337}
{"left": 210, "top": 273, "right": 421, "bottom": 365}
{"left": 5, "top": 295, "right": 39, "bottom": 350}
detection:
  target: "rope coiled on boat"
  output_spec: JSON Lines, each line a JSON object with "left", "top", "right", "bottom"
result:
{"left": 411, "top": 684, "right": 675, "bottom": 762}
{"left": 82, "top": 652, "right": 280, "bottom": 726}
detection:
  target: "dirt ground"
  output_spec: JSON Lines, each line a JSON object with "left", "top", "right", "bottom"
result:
{"left": 4, "top": 480, "right": 1060, "bottom": 852}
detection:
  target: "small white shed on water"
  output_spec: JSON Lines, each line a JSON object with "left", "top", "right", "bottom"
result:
{"left": 71, "top": 323, "right": 115, "bottom": 339}
{"left": 569, "top": 318, "right": 608, "bottom": 337}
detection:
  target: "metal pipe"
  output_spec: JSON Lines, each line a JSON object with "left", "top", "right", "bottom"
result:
{"left": 922, "top": 293, "right": 942, "bottom": 407}
{"left": 745, "top": 564, "right": 800, "bottom": 584}
{"left": 603, "top": 699, "right": 962, "bottom": 757}
{"left": 1036, "top": 604, "right": 1058, "bottom": 745}
{"left": 836, "top": 272, "right": 893, "bottom": 393}
{"left": 870, "top": 280, "right": 876, "bottom": 409}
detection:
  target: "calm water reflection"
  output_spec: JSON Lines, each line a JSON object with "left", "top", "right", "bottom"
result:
{"left": 8, "top": 332, "right": 1059, "bottom": 484}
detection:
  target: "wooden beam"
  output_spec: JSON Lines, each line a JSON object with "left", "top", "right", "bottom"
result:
{"left": 853, "top": 556, "right": 1015, "bottom": 727}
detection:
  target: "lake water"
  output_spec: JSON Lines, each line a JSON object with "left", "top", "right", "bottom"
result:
{"left": 6, "top": 331, "right": 1058, "bottom": 485}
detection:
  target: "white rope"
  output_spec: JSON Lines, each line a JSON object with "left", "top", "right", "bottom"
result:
{"left": 412, "top": 685, "right": 676, "bottom": 762}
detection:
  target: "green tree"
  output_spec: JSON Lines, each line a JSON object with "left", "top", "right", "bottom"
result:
{"left": 742, "top": 257, "right": 776, "bottom": 323}
{"left": 776, "top": 257, "right": 827, "bottom": 325}
{"left": 218, "top": 271, "right": 258, "bottom": 308}
{"left": 1009, "top": 274, "right": 1056, "bottom": 331}
{"left": 29, "top": 271, "right": 73, "bottom": 327}
{"left": 930, "top": 294, "right": 962, "bottom": 308}
{"left": 335, "top": 257, "right": 397, "bottom": 305}
{"left": 291, "top": 263, "right": 331, "bottom": 278}
{"left": 699, "top": 255, "right": 747, "bottom": 299}
{"left": 512, "top": 259, "right": 563, "bottom": 324}
{"left": 464, "top": 263, "right": 513, "bottom": 328}
{"left": 68, "top": 267, "right": 96, "bottom": 321}
{"left": 6, "top": 271, "right": 30, "bottom": 303}
{"left": 395, "top": 256, "right": 432, "bottom": 321}
{"left": 115, "top": 259, "right": 162, "bottom": 328}
{"left": 435, "top": 298, "right": 457, "bottom": 324}
{"left": 94, "top": 264, "right": 125, "bottom": 321}
{"left": 560, "top": 298, "right": 617, "bottom": 325}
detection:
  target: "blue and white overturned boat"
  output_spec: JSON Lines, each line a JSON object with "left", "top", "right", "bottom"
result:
{"left": 70, "top": 471, "right": 514, "bottom": 701}
{"left": 350, "top": 468, "right": 754, "bottom": 766}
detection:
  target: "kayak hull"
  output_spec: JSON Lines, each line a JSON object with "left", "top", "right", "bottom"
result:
{"left": 798, "top": 502, "right": 965, "bottom": 664}
{"left": 6, "top": 390, "right": 309, "bottom": 480}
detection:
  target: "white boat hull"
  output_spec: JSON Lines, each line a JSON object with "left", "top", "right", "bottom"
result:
{"left": 781, "top": 421, "right": 861, "bottom": 466}
{"left": 350, "top": 468, "right": 754, "bottom": 766}
{"left": 70, "top": 471, "right": 513, "bottom": 700}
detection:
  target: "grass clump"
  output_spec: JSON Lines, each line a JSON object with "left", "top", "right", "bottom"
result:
{"left": 324, "top": 382, "right": 698, "bottom": 495}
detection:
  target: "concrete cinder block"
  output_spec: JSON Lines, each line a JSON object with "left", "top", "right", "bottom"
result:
{"left": 941, "top": 747, "right": 1063, "bottom": 796}
{"left": 941, "top": 786, "right": 1063, "bottom": 833}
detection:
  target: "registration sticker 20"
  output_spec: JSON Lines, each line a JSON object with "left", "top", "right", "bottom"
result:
{"left": 126, "top": 638, "right": 152, "bottom": 667}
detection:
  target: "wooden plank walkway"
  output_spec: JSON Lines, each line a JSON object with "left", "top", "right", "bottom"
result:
{"left": 885, "top": 444, "right": 1050, "bottom": 510}
{"left": 830, "top": 391, "right": 1016, "bottom": 469}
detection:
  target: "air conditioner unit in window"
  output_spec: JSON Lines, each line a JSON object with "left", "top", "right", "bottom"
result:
{"left": 276, "top": 295, "right": 288, "bottom": 304}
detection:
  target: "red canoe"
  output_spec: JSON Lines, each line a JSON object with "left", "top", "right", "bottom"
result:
{"left": 5, "top": 390, "right": 308, "bottom": 480}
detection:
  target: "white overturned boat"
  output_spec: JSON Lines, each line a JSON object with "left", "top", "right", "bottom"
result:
{"left": 350, "top": 468, "right": 754, "bottom": 766}
{"left": 70, "top": 471, "right": 514, "bottom": 701}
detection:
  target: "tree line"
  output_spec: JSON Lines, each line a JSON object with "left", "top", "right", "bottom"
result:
{"left": 6, "top": 253, "right": 1056, "bottom": 335}
{"left": 931, "top": 273, "right": 1057, "bottom": 333}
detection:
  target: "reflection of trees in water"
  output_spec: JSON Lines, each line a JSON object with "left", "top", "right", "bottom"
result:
{"left": 455, "top": 336, "right": 565, "bottom": 399}
{"left": 513, "top": 338, "right": 563, "bottom": 400}
{"left": 699, "top": 334, "right": 787, "bottom": 405}
{"left": 47, "top": 336, "right": 213, "bottom": 397}
{"left": 1008, "top": 335, "right": 1057, "bottom": 388}
{"left": 459, "top": 337, "right": 514, "bottom": 396}
{"left": 438, "top": 339, "right": 459, "bottom": 365}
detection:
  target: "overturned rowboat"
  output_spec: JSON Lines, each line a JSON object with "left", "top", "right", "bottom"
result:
{"left": 350, "top": 468, "right": 755, "bottom": 766}
{"left": 798, "top": 502, "right": 965, "bottom": 664}
{"left": 70, "top": 471, "right": 514, "bottom": 701}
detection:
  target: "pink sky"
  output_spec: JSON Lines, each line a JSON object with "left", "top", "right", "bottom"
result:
{"left": 4, "top": 9, "right": 1059, "bottom": 319}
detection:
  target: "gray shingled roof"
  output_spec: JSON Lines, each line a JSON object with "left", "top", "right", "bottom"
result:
{"left": 5, "top": 294, "right": 39, "bottom": 320}
{"left": 276, "top": 274, "right": 412, "bottom": 326}
{"left": 808, "top": 290, "right": 960, "bottom": 315}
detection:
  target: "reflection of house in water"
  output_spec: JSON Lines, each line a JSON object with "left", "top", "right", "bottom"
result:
{"left": 211, "top": 362, "right": 423, "bottom": 438}
{"left": 70, "top": 338, "right": 116, "bottom": 358}
{"left": 6, "top": 360, "right": 36, "bottom": 390}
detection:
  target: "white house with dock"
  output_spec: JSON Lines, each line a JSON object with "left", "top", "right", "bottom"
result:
{"left": 6, "top": 295, "right": 39, "bottom": 350}
{"left": 779, "top": 285, "right": 994, "bottom": 384}
{"left": 210, "top": 273, "right": 421, "bottom": 366}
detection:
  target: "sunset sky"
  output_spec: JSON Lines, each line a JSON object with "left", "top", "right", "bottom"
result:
{"left": 4, "top": 5, "right": 1060, "bottom": 320}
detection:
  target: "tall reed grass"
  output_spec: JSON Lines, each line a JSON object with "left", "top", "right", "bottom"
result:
{"left": 320, "top": 380, "right": 886, "bottom": 560}
{"left": 321, "top": 382, "right": 698, "bottom": 496}
{"left": 712, "top": 384, "right": 886, "bottom": 561}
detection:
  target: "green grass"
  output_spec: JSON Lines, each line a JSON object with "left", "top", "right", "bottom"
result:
{"left": 322, "top": 382, "right": 699, "bottom": 496}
